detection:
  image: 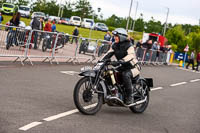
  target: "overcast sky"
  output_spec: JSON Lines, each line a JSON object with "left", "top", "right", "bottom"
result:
{"left": 64, "top": 0, "right": 200, "bottom": 25}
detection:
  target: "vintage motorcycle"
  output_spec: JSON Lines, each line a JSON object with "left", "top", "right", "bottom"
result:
{"left": 73, "top": 59, "right": 153, "bottom": 115}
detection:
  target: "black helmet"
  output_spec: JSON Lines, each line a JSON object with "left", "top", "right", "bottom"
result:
{"left": 112, "top": 28, "right": 128, "bottom": 42}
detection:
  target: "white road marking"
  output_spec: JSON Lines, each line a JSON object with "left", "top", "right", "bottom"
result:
{"left": 43, "top": 109, "right": 78, "bottom": 122}
{"left": 170, "top": 82, "right": 187, "bottom": 87}
{"left": 151, "top": 87, "right": 164, "bottom": 91}
{"left": 19, "top": 122, "right": 42, "bottom": 131}
{"left": 19, "top": 103, "right": 98, "bottom": 131}
{"left": 190, "top": 79, "right": 200, "bottom": 83}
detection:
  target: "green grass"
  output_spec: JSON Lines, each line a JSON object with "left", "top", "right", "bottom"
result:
{"left": 1, "top": 14, "right": 143, "bottom": 40}
{"left": 1, "top": 15, "right": 106, "bottom": 40}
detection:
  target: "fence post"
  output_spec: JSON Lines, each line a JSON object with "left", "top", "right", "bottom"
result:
{"left": 51, "top": 32, "right": 60, "bottom": 64}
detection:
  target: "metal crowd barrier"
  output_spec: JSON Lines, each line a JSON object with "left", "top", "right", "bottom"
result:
{"left": 0, "top": 24, "right": 173, "bottom": 65}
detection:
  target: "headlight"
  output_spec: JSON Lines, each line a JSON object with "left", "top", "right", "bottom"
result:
{"left": 93, "top": 62, "right": 103, "bottom": 70}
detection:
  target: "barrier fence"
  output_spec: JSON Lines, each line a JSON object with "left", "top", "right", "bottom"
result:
{"left": 0, "top": 24, "right": 174, "bottom": 65}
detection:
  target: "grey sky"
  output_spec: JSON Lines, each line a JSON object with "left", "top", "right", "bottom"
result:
{"left": 59, "top": 0, "right": 200, "bottom": 25}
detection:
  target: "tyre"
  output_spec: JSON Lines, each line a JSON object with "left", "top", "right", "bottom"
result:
{"left": 73, "top": 77, "right": 103, "bottom": 115}
{"left": 42, "top": 39, "right": 47, "bottom": 52}
{"left": 129, "top": 79, "right": 150, "bottom": 113}
{"left": 6, "top": 33, "right": 12, "bottom": 50}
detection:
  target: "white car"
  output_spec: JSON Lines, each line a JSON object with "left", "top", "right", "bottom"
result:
{"left": 81, "top": 18, "right": 95, "bottom": 29}
{"left": 18, "top": 6, "right": 30, "bottom": 18}
{"left": 48, "top": 16, "right": 60, "bottom": 23}
{"left": 69, "top": 16, "right": 81, "bottom": 26}
{"left": 31, "top": 12, "right": 46, "bottom": 20}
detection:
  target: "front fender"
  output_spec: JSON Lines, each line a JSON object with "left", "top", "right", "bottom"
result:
{"left": 79, "top": 70, "right": 96, "bottom": 77}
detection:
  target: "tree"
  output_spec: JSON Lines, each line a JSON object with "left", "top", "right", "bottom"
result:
{"left": 14, "top": 0, "right": 29, "bottom": 6}
{"left": 74, "top": 0, "right": 93, "bottom": 19}
{"left": 134, "top": 13, "right": 145, "bottom": 32}
{"left": 166, "top": 25, "right": 186, "bottom": 52}
{"left": 187, "top": 31, "right": 200, "bottom": 53}
{"left": 145, "top": 17, "right": 162, "bottom": 34}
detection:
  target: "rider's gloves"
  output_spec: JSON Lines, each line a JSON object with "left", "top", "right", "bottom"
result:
{"left": 111, "top": 60, "right": 123, "bottom": 66}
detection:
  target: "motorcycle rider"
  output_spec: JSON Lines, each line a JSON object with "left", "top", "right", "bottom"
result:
{"left": 102, "top": 28, "right": 141, "bottom": 105}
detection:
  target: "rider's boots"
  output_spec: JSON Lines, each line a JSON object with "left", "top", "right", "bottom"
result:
{"left": 126, "top": 88, "right": 134, "bottom": 105}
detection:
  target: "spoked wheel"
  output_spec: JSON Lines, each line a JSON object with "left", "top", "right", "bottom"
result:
{"left": 129, "top": 79, "right": 150, "bottom": 113}
{"left": 73, "top": 77, "right": 103, "bottom": 115}
{"left": 6, "top": 32, "right": 12, "bottom": 50}
{"left": 42, "top": 39, "right": 47, "bottom": 52}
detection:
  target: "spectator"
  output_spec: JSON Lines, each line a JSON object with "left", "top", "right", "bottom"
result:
{"left": 196, "top": 51, "right": 200, "bottom": 71}
{"left": 30, "top": 17, "right": 41, "bottom": 49}
{"left": 9, "top": 12, "right": 21, "bottom": 46}
{"left": 104, "top": 31, "right": 111, "bottom": 41}
{"left": 136, "top": 40, "right": 142, "bottom": 48}
{"left": 44, "top": 19, "right": 52, "bottom": 32}
{"left": 51, "top": 21, "right": 56, "bottom": 32}
{"left": 186, "top": 50, "right": 195, "bottom": 70}
{"left": 152, "top": 41, "right": 158, "bottom": 51}
{"left": 71, "top": 27, "right": 79, "bottom": 44}
{"left": 0, "top": 12, "right": 3, "bottom": 29}
{"left": 10, "top": 12, "right": 21, "bottom": 26}
{"left": 128, "top": 35, "right": 134, "bottom": 46}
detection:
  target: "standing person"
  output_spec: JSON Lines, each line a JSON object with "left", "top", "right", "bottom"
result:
{"left": 10, "top": 12, "right": 20, "bottom": 26}
{"left": 0, "top": 12, "right": 3, "bottom": 29}
{"left": 104, "top": 31, "right": 111, "bottom": 41}
{"left": 71, "top": 27, "right": 79, "bottom": 44}
{"left": 44, "top": 19, "right": 52, "bottom": 32}
{"left": 186, "top": 51, "right": 195, "bottom": 70}
{"left": 31, "top": 17, "right": 41, "bottom": 49}
{"left": 51, "top": 21, "right": 56, "bottom": 32}
{"left": 196, "top": 51, "right": 200, "bottom": 71}
{"left": 9, "top": 12, "right": 21, "bottom": 46}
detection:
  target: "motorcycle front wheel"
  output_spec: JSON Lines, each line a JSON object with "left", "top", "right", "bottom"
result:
{"left": 73, "top": 77, "right": 103, "bottom": 115}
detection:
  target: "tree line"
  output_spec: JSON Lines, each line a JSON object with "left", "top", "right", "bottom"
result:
{"left": 1, "top": 0, "right": 200, "bottom": 52}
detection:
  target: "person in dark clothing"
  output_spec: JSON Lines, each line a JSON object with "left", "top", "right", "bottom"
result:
{"left": 102, "top": 28, "right": 140, "bottom": 105}
{"left": 8, "top": 12, "right": 21, "bottom": 46}
{"left": 31, "top": 17, "right": 41, "bottom": 49}
{"left": 142, "top": 40, "right": 152, "bottom": 61}
{"left": 71, "top": 27, "right": 79, "bottom": 44}
{"left": 186, "top": 51, "right": 195, "bottom": 70}
{"left": 10, "top": 12, "right": 20, "bottom": 26}
{"left": 196, "top": 52, "right": 200, "bottom": 71}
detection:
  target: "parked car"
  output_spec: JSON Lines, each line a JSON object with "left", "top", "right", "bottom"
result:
{"left": 18, "top": 5, "right": 30, "bottom": 18}
{"left": 69, "top": 16, "right": 81, "bottom": 26}
{"left": 1, "top": 3, "right": 18, "bottom": 15}
{"left": 48, "top": 16, "right": 60, "bottom": 23}
{"left": 59, "top": 18, "right": 69, "bottom": 25}
{"left": 94, "top": 23, "right": 108, "bottom": 32}
{"left": 81, "top": 18, "right": 94, "bottom": 29}
{"left": 31, "top": 12, "right": 46, "bottom": 20}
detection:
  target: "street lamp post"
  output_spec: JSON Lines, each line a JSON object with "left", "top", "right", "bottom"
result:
{"left": 163, "top": 7, "right": 169, "bottom": 36}
{"left": 132, "top": 1, "right": 138, "bottom": 32}
{"left": 89, "top": 7, "right": 101, "bottom": 39}
{"left": 126, "top": 0, "right": 133, "bottom": 31}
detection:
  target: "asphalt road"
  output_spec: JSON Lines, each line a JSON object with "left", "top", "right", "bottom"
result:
{"left": 0, "top": 64, "right": 199, "bottom": 133}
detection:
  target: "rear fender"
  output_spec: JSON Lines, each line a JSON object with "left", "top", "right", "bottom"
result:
{"left": 139, "top": 78, "right": 153, "bottom": 91}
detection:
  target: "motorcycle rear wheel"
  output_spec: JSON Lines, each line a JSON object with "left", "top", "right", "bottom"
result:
{"left": 42, "top": 40, "right": 48, "bottom": 52}
{"left": 73, "top": 77, "right": 103, "bottom": 115}
{"left": 129, "top": 80, "right": 149, "bottom": 113}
